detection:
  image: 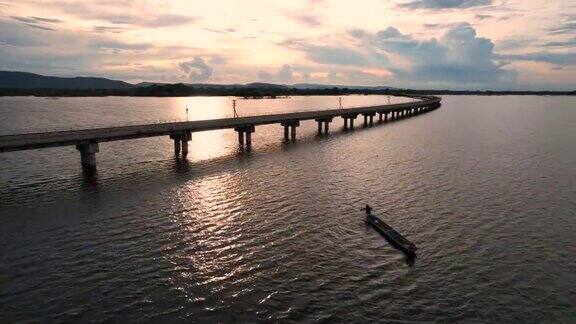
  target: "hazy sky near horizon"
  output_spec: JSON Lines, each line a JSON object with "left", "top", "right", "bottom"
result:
{"left": 0, "top": 0, "right": 575, "bottom": 90}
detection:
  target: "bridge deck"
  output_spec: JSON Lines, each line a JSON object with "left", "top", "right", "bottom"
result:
{"left": 0, "top": 96, "right": 440, "bottom": 152}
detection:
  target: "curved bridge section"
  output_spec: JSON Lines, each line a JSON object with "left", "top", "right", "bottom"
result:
{"left": 0, "top": 96, "right": 441, "bottom": 169}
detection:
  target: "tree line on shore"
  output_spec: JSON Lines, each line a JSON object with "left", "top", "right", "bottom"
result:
{"left": 0, "top": 83, "right": 574, "bottom": 97}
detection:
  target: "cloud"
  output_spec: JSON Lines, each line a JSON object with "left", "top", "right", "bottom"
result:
{"left": 9, "top": 15, "right": 63, "bottom": 31}
{"left": 548, "top": 22, "right": 576, "bottom": 35}
{"left": 284, "top": 39, "right": 388, "bottom": 67}
{"left": 46, "top": 1, "right": 196, "bottom": 28}
{"left": 288, "top": 14, "right": 321, "bottom": 27}
{"left": 23, "top": 23, "right": 55, "bottom": 31}
{"left": 93, "top": 40, "right": 152, "bottom": 51}
{"left": 348, "top": 29, "right": 367, "bottom": 39}
{"left": 495, "top": 37, "right": 535, "bottom": 51}
{"left": 542, "top": 38, "right": 576, "bottom": 48}
{"left": 258, "top": 70, "right": 273, "bottom": 82}
{"left": 177, "top": 57, "right": 213, "bottom": 81}
{"left": 277, "top": 64, "right": 293, "bottom": 82}
{"left": 475, "top": 14, "right": 493, "bottom": 20}
{"left": 371, "top": 23, "right": 515, "bottom": 85}
{"left": 398, "top": 0, "right": 492, "bottom": 9}
{"left": 10, "top": 16, "right": 62, "bottom": 24}
{"left": 306, "top": 45, "right": 387, "bottom": 66}
{"left": 494, "top": 52, "right": 576, "bottom": 66}
{"left": 92, "top": 26, "right": 129, "bottom": 33}
{"left": 258, "top": 64, "right": 294, "bottom": 83}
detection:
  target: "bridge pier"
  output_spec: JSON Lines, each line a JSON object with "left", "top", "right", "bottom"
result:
{"left": 361, "top": 113, "right": 376, "bottom": 127}
{"left": 182, "top": 137, "right": 189, "bottom": 156}
{"left": 170, "top": 131, "right": 192, "bottom": 157}
{"left": 385, "top": 112, "right": 389, "bottom": 122}
{"left": 281, "top": 120, "right": 299, "bottom": 142}
{"left": 235, "top": 125, "right": 255, "bottom": 149}
{"left": 342, "top": 114, "right": 357, "bottom": 130}
{"left": 173, "top": 139, "right": 181, "bottom": 155}
{"left": 76, "top": 142, "right": 99, "bottom": 168}
{"left": 315, "top": 117, "right": 333, "bottom": 135}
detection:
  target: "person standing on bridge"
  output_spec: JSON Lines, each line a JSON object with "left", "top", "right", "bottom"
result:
{"left": 360, "top": 204, "right": 373, "bottom": 215}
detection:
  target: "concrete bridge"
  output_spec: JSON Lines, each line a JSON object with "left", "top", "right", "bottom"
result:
{"left": 0, "top": 96, "right": 441, "bottom": 169}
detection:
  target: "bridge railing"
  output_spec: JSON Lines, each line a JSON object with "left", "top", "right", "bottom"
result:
{"left": 0, "top": 96, "right": 436, "bottom": 137}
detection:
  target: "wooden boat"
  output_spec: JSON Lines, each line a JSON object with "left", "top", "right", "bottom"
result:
{"left": 366, "top": 213, "right": 417, "bottom": 254}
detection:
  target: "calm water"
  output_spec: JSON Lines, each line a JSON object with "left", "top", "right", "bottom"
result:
{"left": 0, "top": 95, "right": 575, "bottom": 323}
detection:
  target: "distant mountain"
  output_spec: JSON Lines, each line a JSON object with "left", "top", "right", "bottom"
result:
{"left": 0, "top": 71, "right": 135, "bottom": 90}
{"left": 0, "top": 71, "right": 397, "bottom": 91}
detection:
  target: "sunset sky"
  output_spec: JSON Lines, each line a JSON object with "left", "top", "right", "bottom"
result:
{"left": 0, "top": 0, "right": 574, "bottom": 90}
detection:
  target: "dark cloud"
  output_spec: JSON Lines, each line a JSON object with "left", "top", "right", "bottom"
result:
{"left": 495, "top": 37, "right": 535, "bottom": 51}
{"left": 9, "top": 15, "right": 63, "bottom": 31}
{"left": 31, "top": 16, "right": 63, "bottom": 23}
{"left": 548, "top": 22, "right": 576, "bottom": 35}
{"left": 542, "top": 38, "right": 576, "bottom": 48}
{"left": 475, "top": 14, "right": 493, "bottom": 20}
{"left": 348, "top": 29, "right": 367, "bottom": 39}
{"left": 398, "top": 0, "right": 492, "bottom": 10}
{"left": 177, "top": 57, "right": 213, "bottom": 81}
{"left": 92, "top": 26, "right": 129, "bottom": 33}
{"left": 11, "top": 16, "right": 62, "bottom": 24}
{"left": 24, "top": 23, "right": 55, "bottom": 31}
{"left": 0, "top": 20, "right": 49, "bottom": 46}
{"left": 495, "top": 52, "right": 576, "bottom": 65}
{"left": 93, "top": 40, "right": 152, "bottom": 51}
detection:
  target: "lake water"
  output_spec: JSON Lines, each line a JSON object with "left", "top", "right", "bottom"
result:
{"left": 0, "top": 95, "right": 575, "bottom": 322}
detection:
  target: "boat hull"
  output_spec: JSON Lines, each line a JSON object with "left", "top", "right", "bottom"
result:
{"left": 366, "top": 214, "right": 417, "bottom": 255}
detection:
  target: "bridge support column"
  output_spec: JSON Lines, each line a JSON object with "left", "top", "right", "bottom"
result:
{"left": 384, "top": 112, "right": 389, "bottom": 122}
{"left": 235, "top": 125, "right": 255, "bottom": 149}
{"left": 76, "top": 142, "right": 99, "bottom": 168}
{"left": 378, "top": 113, "right": 383, "bottom": 123}
{"left": 173, "top": 139, "right": 181, "bottom": 155}
{"left": 281, "top": 120, "right": 299, "bottom": 142}
{"left": 315, "top": 117, "right": 333, "bottom": 135}
{"left": 181, "top": 138, "right": 189, "bottom": 156}
{"left": 362, "top": 113, "right": 375, "bottom": 127}
{"left": 170, "top": 131, "right": 191, "bottom": 157}
{"left": 342, "top": 114, "right": 357, "bottom": 130}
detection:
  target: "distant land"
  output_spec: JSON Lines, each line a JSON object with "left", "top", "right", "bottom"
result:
{"left": 0, "top": 71, "right": 574, "bottom": 97}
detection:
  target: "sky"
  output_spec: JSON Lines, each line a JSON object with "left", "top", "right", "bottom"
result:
{"left": 0, "top": 0, "right": 575, "bottom": 90}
